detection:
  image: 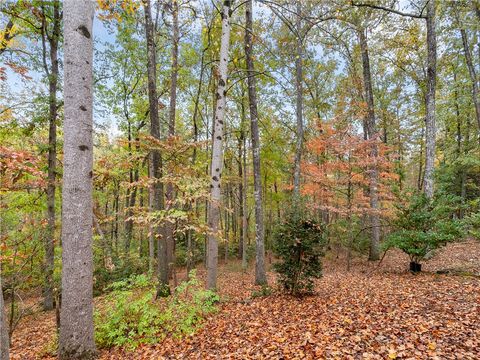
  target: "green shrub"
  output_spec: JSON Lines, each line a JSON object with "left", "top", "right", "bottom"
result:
{"left": 272, "top": 204, "right": 327, "bottom": 295}
{"left": 95, "top": 271, "right": 218, "bottom": 350}
{"left": 384, "top": 192, "right": 463, "bottom": 266}
{"left": 94, "top": 256, "right": 146, "bottom": 295}
{"left": 251, "top": 285, "right": 272, "bottom": 298}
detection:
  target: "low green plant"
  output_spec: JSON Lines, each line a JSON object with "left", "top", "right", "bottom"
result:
{"left": 384, "top": 192, "right": 463, "bottom": 268}
{"left": 272, "top": 203, "right": 327, "bottom": 295}
{"left": 95, "top": 271, "right": 219, "bottom": 350}
{"left": 251, "top": 285, "right": 272, "bottom": 298}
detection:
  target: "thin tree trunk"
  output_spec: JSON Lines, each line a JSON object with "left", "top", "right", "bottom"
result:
{"left": 43, "top": 0, "right": 61, "bottom": 311}
{"left": 0, "top": 195, "right": 9, "bottom": 359}
{"left": 207, "top": 0, "right": 232, "bottom": 290}
{"left": 242, "top": 133, "right": 248, "bottom": 271}
{"left": 358, "top": 27, "right": 380, "bottom": 261}
{"left": 0, "top": 270, "right": 7, "bottom": 360}
{"left": 245, "top": 0, "right": 267, "bottom": 284}
{"left": 114, "top": 189, "right": 119, "bottom": 253}
{"left": 423, "top": 0, "right": 437, "bottom": 199}
{"left": 124, "top": 121, "right": 138, "bottom": 254}
{"left": 144, "top": 0, "right": 169, "bottom": 297}
{"left": 237, "top": 130, "right": 244, "bottom": 259}
{"left": 59, "top": 1, "right": 96, "bottom": 358}
{"left": 293, "top": 0, "right": 303, "bottom": 197}
{"left": 460, "top": 28, "right": 480, "bottom": 139}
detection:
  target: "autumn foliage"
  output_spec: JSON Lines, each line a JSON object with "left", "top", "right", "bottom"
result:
{"left": 302, "top": 119, "right": 399, "bottom": 220}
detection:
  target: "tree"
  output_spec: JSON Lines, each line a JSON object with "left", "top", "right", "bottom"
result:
{"left": 58, "top": 0, "right": 96, "bottom": 358}
{"left": 0, "top": 269, "right": 7, "bottom": 360}
{"left": 272, "top": 204, "right": 326, "bottom": 295}
{"left": 165, "top": 0, "right": 180, "bottom": 277}
{"left": 143, "top": 0, "right": 170, "bottom": 297}
{"left": 245, "top": 0, "right": 267, "bottom": 285}
{"left": 455, "top": 4, "right": 480, "bottom": 140}
{"left": 384, "top": 192, "right": 463, "bottom": 272}
{"left": 293, "top": 0, "right": 304, "bottom": 198}
{"left": 352, "top": 0, "right": 437, "bottom": 199}
{"left": 423, "top": 0, "right": 437, "bottom": 199}
{"left": 303, "top": 119, "right": 398, "bottom": 268}
{"left": 358, "top": 25, "right": 381, "bottom": 261}
{"left": 207, "top": 0, "right": 232, "bottom": 290}
{"left": 42, "top": 0, "right": 61, "bottom": 312}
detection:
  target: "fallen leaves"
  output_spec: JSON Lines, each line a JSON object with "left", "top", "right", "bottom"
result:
{"left": 9, "top": 240, "right": 480, "bottom": 359}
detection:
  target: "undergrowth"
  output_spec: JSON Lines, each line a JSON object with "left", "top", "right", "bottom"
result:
{"left": 94, "top": 271, "right": 219, "bottom": 349}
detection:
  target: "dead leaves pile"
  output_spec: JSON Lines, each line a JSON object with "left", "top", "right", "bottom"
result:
{"left": 10, "top": 241, "right": 480, "bottom": 359}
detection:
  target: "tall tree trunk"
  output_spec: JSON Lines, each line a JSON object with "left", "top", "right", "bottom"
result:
{"left": 207, "top": 0, "right": 232, "bottom": 290}
{"left": 245, "top": 0, "right": 267, "bottom": 285}
{"left": 293, "top": 0, "right": 303, "bottom": 197}
{"left": 59, "top": 1, "right": 96, "bottom": 358}
{"left": 165, "top": 0, "right": 179, "bottom": 276}
{"left": 242, "top": 132, "right": 248, "bottom": 271}
{"left": 143, "top": 0, "right": 170, "bottom": 297}
{"left": 358, "top": 27, "right": 381, "bottom": 261}
{"left": 43, "top": 0, "right": 61, "bottom": 311}
{"left": 460, "top": 28, "right": 480, "bottom": 138}
{"left": 454, "top": 71, "right": 466, "bottom": 219}
{"left": 124, "top": 121, "right": 136, "bottom": 254}
{"left": 423, "top": 0, "right": 437, "bottom": 199}
{"left": 237, "top": 130, "right": 244, "bottom": 259}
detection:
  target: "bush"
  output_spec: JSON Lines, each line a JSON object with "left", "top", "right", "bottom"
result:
{"left": 93, "top": 255, "right": 146, "bottom": 295}
{"left": 384, "top": 192, "right": 463, "bottom": 268}
{"left": 272, "top": 204, "right": 327, "bottom": 295}
{"left": 95, "top": 271, "right": 218, "bottom": 349}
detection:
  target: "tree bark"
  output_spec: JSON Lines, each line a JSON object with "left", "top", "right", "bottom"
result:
{"left": 460, "top": 28, "right": 480, "bottom": 139}
{"left": 0, "top": 203, "right": 9, "bottom": 360}
{"left": 207, "top": 0, "right": 232, "bottom": 290}
{"left": 293, "top": 0, "right": 303, "bottom": 198}
{"left": 358, "top": 27, "right": 381, "bottom": 261}
{"left": 0, "top": 270, "right": 7, "bottom": 360}
{"left": 245, "top": 0, "right": 267, "bottom": 285}
{"left": 59, "top": 1, "right": 96, "bottom": 358}
{"left": 42, "top": 0, "right": 61, "bottom": 311}
{"left": 237, "top": 129, "right": 244, "bottom": 260}
{"left": 143, "top": 0, "right": 170, "bottom": 297}
{"left": 165, "top": 0, "right": 179, "bottom": 276}
{"left": 242, "top": 130, "right": 248, "bottom": 271}
{"left": 423, "top": 0, "right": 437, "bottom": 199}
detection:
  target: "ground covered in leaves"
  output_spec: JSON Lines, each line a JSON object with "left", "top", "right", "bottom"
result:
{"left": 10, "top": 240, "right": 480, "bottom": 359}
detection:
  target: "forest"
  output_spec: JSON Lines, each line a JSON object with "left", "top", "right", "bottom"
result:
{"left": 0, "top": 0, "right": 480, "bottom": 358}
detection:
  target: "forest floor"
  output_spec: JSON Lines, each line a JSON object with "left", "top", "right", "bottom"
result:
{"left": 10, "top": 240, "right": 480, "bottom": 359}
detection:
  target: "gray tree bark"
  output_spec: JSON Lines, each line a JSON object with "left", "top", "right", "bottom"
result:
{"left": 423, "top": 0, "right": 437, "bottom": 199}
{"left": 358, "top": 27, "right": 381, "bottom": 261}
{"left": 245, "top": 0, "right": 267, "bottom": 285}
{"left": 165, "top": 0, "right": 179, "bottom": 276}
{"left": 143, "top": 0, "right": 170, "bottom": 297}
{"left": 293, "top": 0, "right": 303, "bottom": 198}
{"left": 42, "top": 0, "right": 61, "bottom": 311}
{"left": 242, "top": 132, "right": 248, "bottom": 271}
{"left": 59, "top": 1, "right": 96, "bottom": 358}
{"left": 207, "top": 0, "right": 232, "bottom": 290}
{"left": 460, "top": 27, "right": 480, "bottom": 138}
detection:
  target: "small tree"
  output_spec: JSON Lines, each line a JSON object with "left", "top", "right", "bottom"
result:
{"left": 384, "top": 192, "right": 463, "bottom": 272}
{"left": 272, "top": 204, "right": 326, "bottom": 295}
